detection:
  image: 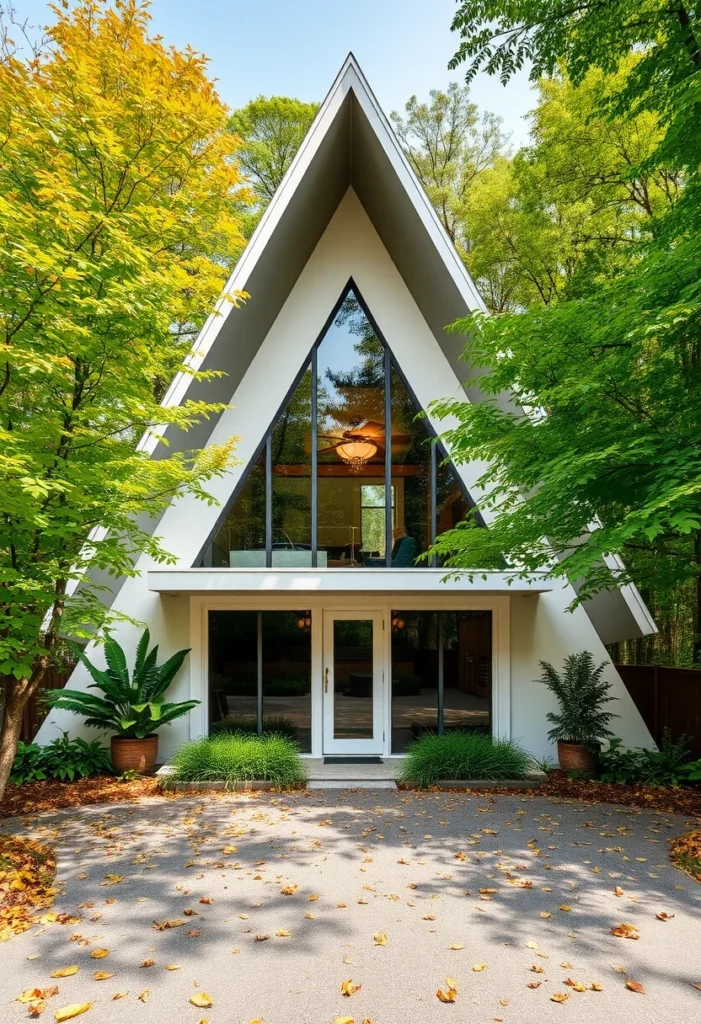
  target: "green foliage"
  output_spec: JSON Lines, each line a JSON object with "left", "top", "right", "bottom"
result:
{"left": 399, "top": 730, "right": 533, "bottom": 786}
{"left": 9, "top": 741, "right": 48, "bottom": 784}
{"left": 11, "top": 732, "right": 111, "bottom": 785}
{"left": 431, "top": 2, "right": 701, "bottom": 661}
{"left": 390, "top": 83, "right": 506, "bottom": 253}
{"left": 595, "top": 732, "right": 701, "bottom": 787}
{"left": 230, "top": 95, "right": 319, "bottom": 207}
{"left": 43, "top": 628, "right": 198, "bottom": 739}
{"left": 538, "top": 653, "right": 618, "bottom": 748}
{"left": 0, "top": 0, "right": 248, "bottom": 792}
{"left": 210, "top": 716, "right": 299, "bottom": 741}
{"left": 169, "top": 733, "right": 307, "bottom": 786}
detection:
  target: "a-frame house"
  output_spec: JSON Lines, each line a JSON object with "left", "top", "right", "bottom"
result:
{"left": 38, "top": 56, "right": 656, "bottom": 761}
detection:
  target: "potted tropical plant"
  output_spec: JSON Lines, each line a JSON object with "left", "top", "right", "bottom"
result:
{"left": 44, "top": 629, "right": 198, "bottom": 773}
{"left": 537, "top": 652, "right": 618, "bottom": 773}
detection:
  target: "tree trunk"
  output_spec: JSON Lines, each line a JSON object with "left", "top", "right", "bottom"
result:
{"left": 0, "top": 671, "right": 45, "bottom": 802}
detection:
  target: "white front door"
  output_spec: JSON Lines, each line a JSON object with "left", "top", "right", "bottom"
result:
{"left": 322, "top": 609, "right": 385, "bottom": 754}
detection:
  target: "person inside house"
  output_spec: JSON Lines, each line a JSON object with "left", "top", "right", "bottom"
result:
{"left": 390, "top": 525, "right": 418, "bottom": 566}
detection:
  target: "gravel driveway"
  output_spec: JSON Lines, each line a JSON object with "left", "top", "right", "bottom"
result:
{"left": 1, "top": 790, "right": 699, "bottom": 1024}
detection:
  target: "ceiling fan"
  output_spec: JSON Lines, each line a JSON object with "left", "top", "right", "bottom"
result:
{"left": 318, "top": 420, "right": 411, "bottom": 471}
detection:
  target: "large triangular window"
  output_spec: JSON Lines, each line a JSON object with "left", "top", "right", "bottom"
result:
{"left": 198, "top": 284, "right": 475, "bottom": 568}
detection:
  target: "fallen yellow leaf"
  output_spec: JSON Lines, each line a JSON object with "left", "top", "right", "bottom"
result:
{"left": 550, "top": 992, "right": 569, "bottom": 1003}
{"left": 51, "top": 967, "right": 79, "bottom": 979}
{"left": 611, "top": 923, "right": 639, "bottom": 940}
{"left": 92, "top": 971, "right": 114, "bottom": 981}
{"left": 190, "top": 993, "right": 213, "bottom": 1008}
{"left": 436, "top": 978, "right": 457, "bottom": 1003}
{"left": 111, "top": 992, "right": 128, "bottom": 1000}
{"left": 625, "top": 979, "right": 645, "bottom": 994}
{"left": 473, "top": 963, "right": 487, "bottom": 972}
{"left": 138, "top": 990, "right": 149, "bottom": 1003}
{"left": 275, "top": 929, "right": 291, "bottom": 938}
{"left": 165, "top": 964, "right": 181, "bottom": 971}
{"left": 53, "top": 1005, "right": 93, "bottom": 1022}
{"left": 341, "top": 979, "right": 361, "bottom": 997}
{"left": 559, "top": 905, "right": 571, "bottom": 912}
{"left": 333, "top": 1018, "right": 355, "bottom": 1024}
{"left": 449, "top": 943, "right": 464, "bottom": 950}
{"left": 373, "top": 932, "right": 388, "bottom": 946}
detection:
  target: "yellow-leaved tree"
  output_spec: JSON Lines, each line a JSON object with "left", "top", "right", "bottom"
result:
{"left": 0, "top": 0, "right": 251, "bottom": 797}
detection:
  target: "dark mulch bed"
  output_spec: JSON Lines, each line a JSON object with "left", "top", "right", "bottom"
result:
{"left": 0, "top": 775, "right": 161, "bottom": 820}
{"left": 540, "top": 769, "right": 701, "bottom": 818}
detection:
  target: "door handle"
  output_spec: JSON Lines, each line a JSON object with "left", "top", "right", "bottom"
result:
{"left": 324, "top": 667, "right": 329, "bottom": 693}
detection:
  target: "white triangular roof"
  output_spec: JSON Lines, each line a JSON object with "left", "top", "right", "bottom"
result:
{"left": 114, "top": 54, "right": 655, "bottom": 643}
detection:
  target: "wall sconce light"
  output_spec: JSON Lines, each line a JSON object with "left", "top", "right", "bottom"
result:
{"left": 296, "top": 612, "right": 311, "bottom": 632}
{"left": 391, "top": 614, "right": 405, "bottom": 632}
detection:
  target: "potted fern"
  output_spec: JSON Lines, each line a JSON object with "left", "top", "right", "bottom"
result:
{"left": 44, "top": 629, "right": 198, "bottom": 773}
{"left": 537, "top": 652, "right": 618, "bottom": 773}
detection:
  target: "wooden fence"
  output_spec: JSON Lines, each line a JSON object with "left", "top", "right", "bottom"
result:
{"left": 18, "top": 668, "right": 74, "bottom": 743}
{"left": 615, "top": 664, "right": 701, "bottom": 757}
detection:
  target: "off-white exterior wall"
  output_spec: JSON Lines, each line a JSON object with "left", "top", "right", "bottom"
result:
{"left": 36, "top": 188, "right": 654, "bottom": 760}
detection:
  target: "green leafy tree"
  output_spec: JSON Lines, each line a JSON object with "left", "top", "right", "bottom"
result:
{"left": 390, "top": 82, "right": 506, "bottom": 254}
{"left": 230, "top": 95, "right": 319, "bottom": 235}
{"left": 0, "top": 0, "right": 250, "bottom": 798}
{"left": 434, "top": 2, "right": 701, "bottom": 659}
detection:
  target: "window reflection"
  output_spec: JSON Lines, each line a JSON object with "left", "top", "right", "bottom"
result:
{"left": 208, "top": 610, "right": 311, "bottom": 753}
{"left": 199, "top": 286, "right": 478, "bottom": 570}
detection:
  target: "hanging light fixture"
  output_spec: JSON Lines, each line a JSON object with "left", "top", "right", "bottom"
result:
{"left": 391, "top": 614, "right": 405, "bottom": 632}
{"left": 336, "top": 440, "right": 378, "bottom": 473}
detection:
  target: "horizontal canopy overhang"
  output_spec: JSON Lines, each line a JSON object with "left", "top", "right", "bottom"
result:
{"left": 147, "top": 568, "right": 551, "bottom": 596}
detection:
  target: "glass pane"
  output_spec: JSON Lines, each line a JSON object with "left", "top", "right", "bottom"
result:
{"left": 262, "top": 611, "right": 312, "bottom": 752}
{"left": 391, "top": 611, "right": 438, "bottom": 752}
{"left": 208, "top": 611, "right": 258, "bottom": 732}
{"left": 317, "top": 292, "right": 387, "bottom": 568}
{"left": 436, "top": 460, "right": 471, "bottom": 566}
{"left": 443, "top": 611, "right": 492, "bottom": 733}
{"left": 271, "top": 367, "right": 313, "bottom": 566}
{"left": 203, "top": 451, "right": 266, "bottom": 566}
{"left": 390, "top": 368, "right": 430, "bottom": 567}
{"left": 333, "top": 618, "right": 374, "bottom": 739}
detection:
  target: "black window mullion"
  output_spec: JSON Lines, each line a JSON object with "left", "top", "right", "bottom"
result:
{"left": 257, "top": 611, "right": 263, "bottom": 735}
{"left": 384, "top": 350, "right": 392, "bottom": 566}
{"left": 311, "top": 350, "right": 318, "bottom": 568}
{"left": 437, "top": 611, "right": 444, "bottom": 734}
{"left": 265, "top": 435, "right": 272, "bottom": 567}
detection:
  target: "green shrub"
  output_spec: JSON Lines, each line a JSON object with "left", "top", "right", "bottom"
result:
{"left": 10, "top": 742, "right": 48, "bottom": 784}
{"left": 399, "top": 730, "right": 533, "bottom": 786}
{"left": 594, "top": 731, "right": 701, "bottom": 787}
{"left": 210, "top": 716, "right": 299, "bottom": 741}
{"left": 11, "top": 733, "right": 111, "bottom": 785}
{"left": 169, "top": 733, "right": 306, "bottom": 786}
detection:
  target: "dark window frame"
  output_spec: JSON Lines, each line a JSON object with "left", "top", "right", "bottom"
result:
{"left": 195, "top": 279, "right": 476, "bottom": 569}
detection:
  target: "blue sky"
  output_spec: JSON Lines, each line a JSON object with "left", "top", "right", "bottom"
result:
{"left": 15, "top": 0, "right": 536, "bottom": 147}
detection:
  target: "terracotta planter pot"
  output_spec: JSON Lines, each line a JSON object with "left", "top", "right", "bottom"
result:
{"left": 111, "top": 735, "right": 158, "bottom": 774}
{"left": 557, "top": 740, "right": 599, "bottom": 774}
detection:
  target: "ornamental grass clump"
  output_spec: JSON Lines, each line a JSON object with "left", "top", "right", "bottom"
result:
{"left": 399, "top": 730, "right": 533, "bottom": 786}
{"left": 169, "top": 733, "right": 306, "bottom": 787}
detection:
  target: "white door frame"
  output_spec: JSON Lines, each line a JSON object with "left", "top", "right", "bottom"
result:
{"left": 189, "top": 593, "right": 510, "bottom": 757}
{"left": 322, "top": 608, "right": 385, "bottom": 755}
